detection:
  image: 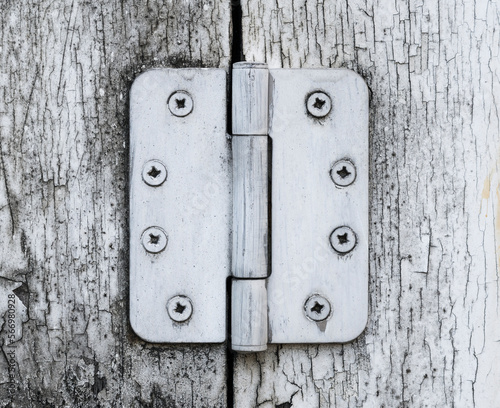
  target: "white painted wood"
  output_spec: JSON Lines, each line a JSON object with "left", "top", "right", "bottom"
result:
{"left": 268, "top": 69, "right": 369, "bottom": 344}
{"left": 231, "top": 279, "right": 268, "bottom": 352}
{"left": 232, "top": 136, "right": 270, "bottom": 278}
{"left": 130, "top": 69, "right": 231, "bottom": 343}
{"left": 232, "top": 62, "right": 269, "bottom": 135}
{"left": 2, "top": 0, "right": 497, "bottom": 405}
{"left": 235, "top": 0, "right": 500, "bottom": 407}
{"left": 0, "top": 1, "right": 231, "bottom": 406}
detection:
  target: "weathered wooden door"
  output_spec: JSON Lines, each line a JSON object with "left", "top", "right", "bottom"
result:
{"left": 1, "top": 1, "right": 498, "bottom": 407}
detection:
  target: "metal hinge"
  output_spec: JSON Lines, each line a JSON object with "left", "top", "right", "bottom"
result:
{"left": 129, "top": 62, "right": 369, "bottom": 352}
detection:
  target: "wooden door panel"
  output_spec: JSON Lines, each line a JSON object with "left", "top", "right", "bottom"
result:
{"left": 0, "top": 1, "right": 231, "bottom": 406}
{"left": 235, "top": 1, "right": 500, "bottom": 407}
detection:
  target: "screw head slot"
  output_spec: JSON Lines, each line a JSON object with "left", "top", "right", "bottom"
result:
{"left": 142, "top": 160, "right": 167, "bottom": 186}
{"left": 306, "top": 91, "right": 332, "bottom": 118}
{"left": 304, "top": 294, "right": 332, "bottom": 322}
{"left": 330, "top": 226, "right": 357, "bottom": 254}
{"left": 167, "top": 295, "right": 193, "bottom": 323}
{"left": 141, "top": 226, "right": 168, "bottom": 253}
{"left": 331, "top": 159, "right": 356, "bottom": 187}
{"left": 168, "top": 91, "right": 193, "bottom": 117}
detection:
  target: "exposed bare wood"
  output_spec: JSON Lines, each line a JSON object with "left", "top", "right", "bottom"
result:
{"left": 236, "top": 0, "right": 500, "bottom": 407}
{"left": 0, "top": 1, "right": 230, "bottom": 406}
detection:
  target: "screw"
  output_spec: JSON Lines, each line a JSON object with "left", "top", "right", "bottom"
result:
{"left": 167, "top": 295, "right": 193, "bottom": 323}
{"left": 304, "top": 294, "right": 331, "bottom": 322}
{"left": 330, "top": 159, "right": 356, "bottom": 187}
{"left": 142, "top": 160, "right": 167, "bottom": 187}
{"left": 306, "top": 91, "right": 332, "bottom": 118}
{"left": 330, "top": 226, "right": 357, "bottom": 254}
{"left": 141, "top": 226, "right": 168, "bottom": 253}
{"left": 168, "top": 91, "right": 193, "bottom": 117}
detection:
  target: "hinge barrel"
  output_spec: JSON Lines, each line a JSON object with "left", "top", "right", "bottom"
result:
{"left": 231, "top": 62, "right": 270, "bottom": 352}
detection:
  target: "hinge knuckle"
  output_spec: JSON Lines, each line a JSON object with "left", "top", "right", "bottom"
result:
{"left": 232, "top": 136, "right": 270, "bottom": 278}
{"left": 231, "top": 279, "right": 268, "bottom": 352}
{"left": 232, "top": 62, "right": 269, "bottom": 135}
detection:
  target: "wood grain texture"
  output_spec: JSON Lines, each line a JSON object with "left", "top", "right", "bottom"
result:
{"left": 0, "top": 1, "right": 230, "bottom": 407}
{"left": 236, "top": 0, "right": 500, "bottom": 407}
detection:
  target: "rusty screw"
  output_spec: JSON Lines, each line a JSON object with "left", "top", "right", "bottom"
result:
{"left": 168, "top": 91, "right": 193, "bottom": 117}
{"left": 141, "top": 226, "right": 168, "bottom": 254}
{"left": 331, "top": 159, "right": 356, "bottom": 187}
{"left": 330, "top": 226, "right": 357, "bottom": 254}
{"left": 306, "top": 91, "right": 332, "bottom": 118}
{"left": 304, "top": 294, "right": 332, "bottom": 322}
{"left": 142, "top": 160, "right": 167, "bottom": 187}
{"left": 167, "top": 295, "right": 193, "bottom": 323}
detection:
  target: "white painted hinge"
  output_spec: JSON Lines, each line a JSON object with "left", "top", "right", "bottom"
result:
{"left": 129, "top": 63, "right": 369, "bottom": 352}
